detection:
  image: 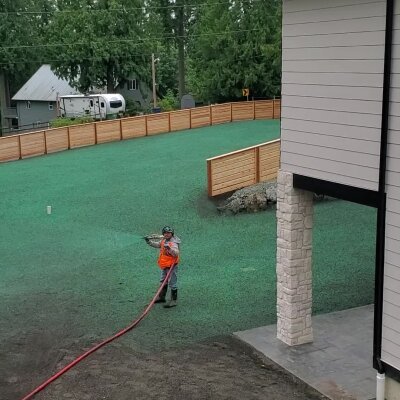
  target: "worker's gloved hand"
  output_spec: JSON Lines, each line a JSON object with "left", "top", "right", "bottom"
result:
{"left": 163, "top": 242, "right": 170, "bottom": 248}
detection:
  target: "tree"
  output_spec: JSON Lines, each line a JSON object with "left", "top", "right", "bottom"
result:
{"left": 187, "top": 0, "right": 281, "bottom": 103}
{"left": 0, "top": 0, "right": 52, "bottom": 134}
{"left": 45, "top": 0, "right": 151, "bottom": 93}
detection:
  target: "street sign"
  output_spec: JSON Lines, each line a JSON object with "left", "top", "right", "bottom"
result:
{"left": 242, "top": 88, "right": 249, "bottom": 97}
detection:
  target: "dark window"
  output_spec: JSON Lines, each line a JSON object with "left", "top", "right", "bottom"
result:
{"left": 128, "top": 79, "right": 137, "bottom": 90}
{"left": 26, "top": 101, "right": 31, "bottom": 109}
{"left": 90, "top": 100, "right": 94, "bottom": 107}
{"left": 101, "top": 102, "right": 105, "bottom": 108}
{"left": 110, "top": 101, "right": 123, "bottom": 108}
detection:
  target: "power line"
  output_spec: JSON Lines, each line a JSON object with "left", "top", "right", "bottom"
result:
{"left": 0, "top": 28, "right": 265, "bottom": 50}
{"left": 0, "top": 0, "right": 264, "bottom": 15}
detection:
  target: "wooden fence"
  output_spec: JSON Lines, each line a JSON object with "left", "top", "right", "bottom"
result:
{"left": 207, "top": 139, "right": 281, "bottom": 197}
{"left": 0, "top": 99, "right": 281, "bottom": 164}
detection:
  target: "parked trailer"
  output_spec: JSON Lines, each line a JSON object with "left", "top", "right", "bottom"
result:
{"left": 59, "top": 94, "right": 126, "bottom": 120}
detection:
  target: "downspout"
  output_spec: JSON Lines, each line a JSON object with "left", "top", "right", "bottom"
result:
{"left": 373, "top": 0, "right": 394, "bottom": 397}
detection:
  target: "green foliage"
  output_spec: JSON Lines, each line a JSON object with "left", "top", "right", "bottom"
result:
{"left": 50, "top": 116, "right": 94, "bottom": 128}
{"left": 158, "top": 89, "right": 179, "bottom": 111}
{"left": 45, "top": 0, "right": 151, "bottom": 93}
{"left": 124, "top": 99, "right": 144, "bottom": 116}
{"left": 187, "top": 0, "right": 281, "bottom": 103}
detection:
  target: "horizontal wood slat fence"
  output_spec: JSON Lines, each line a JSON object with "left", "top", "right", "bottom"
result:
{"left": 207, "top": 139, "right": 281, "bottom": 197}
{"left": 0, "top": 100, "right": 280, "bottom": 164}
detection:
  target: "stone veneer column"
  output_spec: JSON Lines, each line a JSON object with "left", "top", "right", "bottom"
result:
{"left": 276, "top": 170, "right": 314, "bottom": 346}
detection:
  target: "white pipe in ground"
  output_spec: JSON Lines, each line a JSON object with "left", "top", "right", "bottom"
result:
{"left": 376, "top": 372, "right": 385, "bottom": 400}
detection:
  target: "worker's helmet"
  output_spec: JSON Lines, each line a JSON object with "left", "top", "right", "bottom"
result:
{"left": 162, "top": 226, "right": 174, "bottom": 235}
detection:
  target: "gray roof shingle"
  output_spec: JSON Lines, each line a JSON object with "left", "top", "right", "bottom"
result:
{"left": 12, "top": 65, "right": 79, "bottom": 102}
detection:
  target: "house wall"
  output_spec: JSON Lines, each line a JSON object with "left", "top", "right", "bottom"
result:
{"left": 17, "top": 101, "right": 57, "bottom": 130}
{"left": 117, "top": 79, "right": 151, "bottom": 108}
{"left": 381, "top": 0, "right": 400, "bottom": 375}
{"left": 281, "top": 0, "right": 387, "bottom": 191}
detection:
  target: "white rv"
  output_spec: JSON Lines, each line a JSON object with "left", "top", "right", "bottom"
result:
{"left": 59, "top": 94, "right": 125, "bottom": 120}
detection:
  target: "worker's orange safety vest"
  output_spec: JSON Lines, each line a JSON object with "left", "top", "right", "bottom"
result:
{"left": 158, "top": 239, "right": 179, "bottom": 269}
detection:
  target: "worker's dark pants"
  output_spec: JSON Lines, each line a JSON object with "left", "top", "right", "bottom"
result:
{"left": 160, "top": 266, "right": 178, "bottom": 290}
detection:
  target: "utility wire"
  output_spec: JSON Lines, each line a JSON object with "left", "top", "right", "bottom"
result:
{"left": 0, "top": 28, "right": 265, "bottom": 50}
{"left": 0, "top": 0, "right": 264, "bottom": 15}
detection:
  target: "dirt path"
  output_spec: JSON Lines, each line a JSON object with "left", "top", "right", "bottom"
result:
{"left": 10, "top": 335, "right": 327, "bottom": 400}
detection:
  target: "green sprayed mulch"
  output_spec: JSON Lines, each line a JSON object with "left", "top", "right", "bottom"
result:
{"left": 0, "top": 119, "right": 376, "bottom": 351}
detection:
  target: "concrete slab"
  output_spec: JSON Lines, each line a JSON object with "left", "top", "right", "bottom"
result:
{"left": 234, "top": 305, "right": 376, "bottom": 400}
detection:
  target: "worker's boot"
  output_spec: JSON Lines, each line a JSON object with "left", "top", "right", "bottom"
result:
{"left": 164, "top": 289, "right": 177, "bottom": 308}
{"left": 155, "top": 285, "right": 168, "bottom": 303}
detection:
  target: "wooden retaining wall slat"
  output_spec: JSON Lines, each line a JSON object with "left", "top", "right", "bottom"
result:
{"left": 69, "top": 124, "right": 96, "bottom": 149}
{"left": 0, "top": 100, "right": 280, "bottom": 164}
{"left": 121, "top": 116, "right": 147, "bottom": 139}
{"left": 232, "top": 102, "right": 255, "bottom": 121}
{"left": 207, "top": 139, "right": 281, "bottom": 196}
{"left": 20, "top": 131, "right": 46, "bottom": 159}
{"left": 211, "top": 104, "right": 232, "bottom": 125}
{"left": 0, "top": 136, "right": 21, "bottom": 162}
{"left": 147, "top": 113, "right": 170, "bottom": 136}
{"left": 191, "top": 106, "right": 211, "bottom": 128}
{"left": 45, "top": 127, "right": 69, "bottom": 154}
{"left": 96, "top": 120, "right": 121, "bottom": 144}
{"left": 170, "top": 110, "right": 191, "bottom": 132}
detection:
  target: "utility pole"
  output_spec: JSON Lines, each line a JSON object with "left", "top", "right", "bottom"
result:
{"left": 152, "top": 53, "right": 157, "bottom": 109}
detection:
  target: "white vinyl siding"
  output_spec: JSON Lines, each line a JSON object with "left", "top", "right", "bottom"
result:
{"left": 281, "top": 0, "right": 386, "bottom": 191}
{"left": 382, "top": 3, "right": 400, "bottom": 371}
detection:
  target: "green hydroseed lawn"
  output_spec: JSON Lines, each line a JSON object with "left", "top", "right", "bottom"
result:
{"left": 0, "top": 120, "right": 376, "bottom": 351}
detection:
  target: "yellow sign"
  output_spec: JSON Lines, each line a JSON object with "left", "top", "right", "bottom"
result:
{"left": 242, "top": 88, "right": 249, "bottom": 97}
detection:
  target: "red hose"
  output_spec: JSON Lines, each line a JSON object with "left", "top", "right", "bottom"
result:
{"left": 21, "top": 265, "right": 176, "bottom": 400}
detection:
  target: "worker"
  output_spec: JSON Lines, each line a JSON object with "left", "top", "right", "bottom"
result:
{"left": 145, "top": 226, "right": 181, "bottom": 308}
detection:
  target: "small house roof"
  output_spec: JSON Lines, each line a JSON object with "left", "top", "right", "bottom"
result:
{"left": 12, "top": 65, "right": 79, "bottom": 102}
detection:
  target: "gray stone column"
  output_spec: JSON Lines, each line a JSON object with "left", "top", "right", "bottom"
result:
{"left": 276, "top": 170, "right": 314, "bottom": 346}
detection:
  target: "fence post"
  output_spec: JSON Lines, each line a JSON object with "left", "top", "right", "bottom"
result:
{"left": 94, "top": 122, "right": 98, "bottom": 144}
{"left": 230, "top": 103, "right": 233, "bottom": 122}
{"left": 43, "top": 130, "right": 48, "bottom": 154}
{"left": 253, "top": 101, "right": 256, "bottom": 120}
{"left": 255, "top": 147, "right": 260, "bottom": 183}
{"left": 67, "top": 127, "right": 71, "bottom": 149}
{"left": 145, "top": 115, "right": 148, "bottom": 136}
{"left": 18, "top": 135, "right": 22, "bottom": 159}
{"left": 207, "top": 159, "right": 213, "bottom": 197}
{"left": 272, "top": 99, "right": 275, "bottom": 119}
{"left": 209, "top": 105, "right": 212, "bottom": 126}
{"left": 189, "top": 109, "right": 192, "bottom": 129}
{"left": 119, "top": 119, "right": 123, "bottom": 140}
{"left": 168, "top": 112, "right": 171, "bottom": 132}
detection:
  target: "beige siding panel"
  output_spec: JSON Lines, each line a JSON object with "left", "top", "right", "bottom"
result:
{"left": 96, "top": 120, "right": 121, "bottom": 144}
{"left": 283, "top": 95, "right": 382, "bottom": 114}
{"left": 387, "top": 171, "right": 400, "bottom": 187}
{"left": 384, "top": 288, "right": 400, "bottom": 308}
{"left": 387, "top": 186, "right": 400, "bottom": 201}
{"left": 284, "top": 17, "right": 386, "bottom": 37}
{"left": 383, "top": 329, "right": 400, "bottom": 352}
{"left": 280, "top": 161, "right": 378, "bottom": 191}
{"left": 283, "top": 59, "right": 383, "bottom": 74}
{"left": 387, "top": 225, "right": 400, "bottom": 242}
{"left": 147, "top": 114, "right": 170, "bottom": 136}
{"left": 282, "top": 129, "right": 380, "bottom": 155}
{"left": 232, "top": 102, "right": 255, "bottom": 121}
{"left": 170, "top": 110, "right": 190, "bottom": 131}
{"left": 20, "top": 132, "right": 46, "bottom": 158}
{"left": 69, "top": 124, "right": 96, "bottom": 148}
{"left": 387, "top": 238, "right": 400, "bottom": 255}
{"left": 45, "top": 128, "right": 69, "bottom": 153}
{"left": 282, "top": 72, "right": 383, "bottom": 88}
{"left": 386, "top": 250, "right": 400, "bottom": 270}
{"left": 282, "top": 118, "right": 381, "bottom": 141}
{"left": 0, "top": 136, "right": 20, "bottom": 162}
{"left": 393, "top": 73, "right": 400, "bottom": 87}
{"left": 381, "top": 351, "right": 400, "bottom": 370}
{"left": 283, "top": 45, "right": 384, "bottom": 61}
{"left": 191, "top": 107, "right": 211, "bottom": 128}
{"left": 121, "top": 116, "right": 146, "bottom": 139}
{"left": 384, "top": 302, "right": 400, "bottom": 320}
{"left": 282, "top": 84, "right": 383, "bottom": 100}
{"left": 211, "top": 104, "right": 232, "bottom": 125}
{"left": 283, "top": 31, "right": 386, "bottom": 48}
{"left": 281, "top": 107, "right": 381, "bottom": 128}
{"left": 282, "top": 141, "right": 379, "bottom": 168}
{"left": 284, "top": 0, "right": 384, "bottom": 13}
{"left": 255, "top": 101, "right": 274, "bottom": 119}
{"left": 284, "top": 2, "right": 385, "bottom": 25}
